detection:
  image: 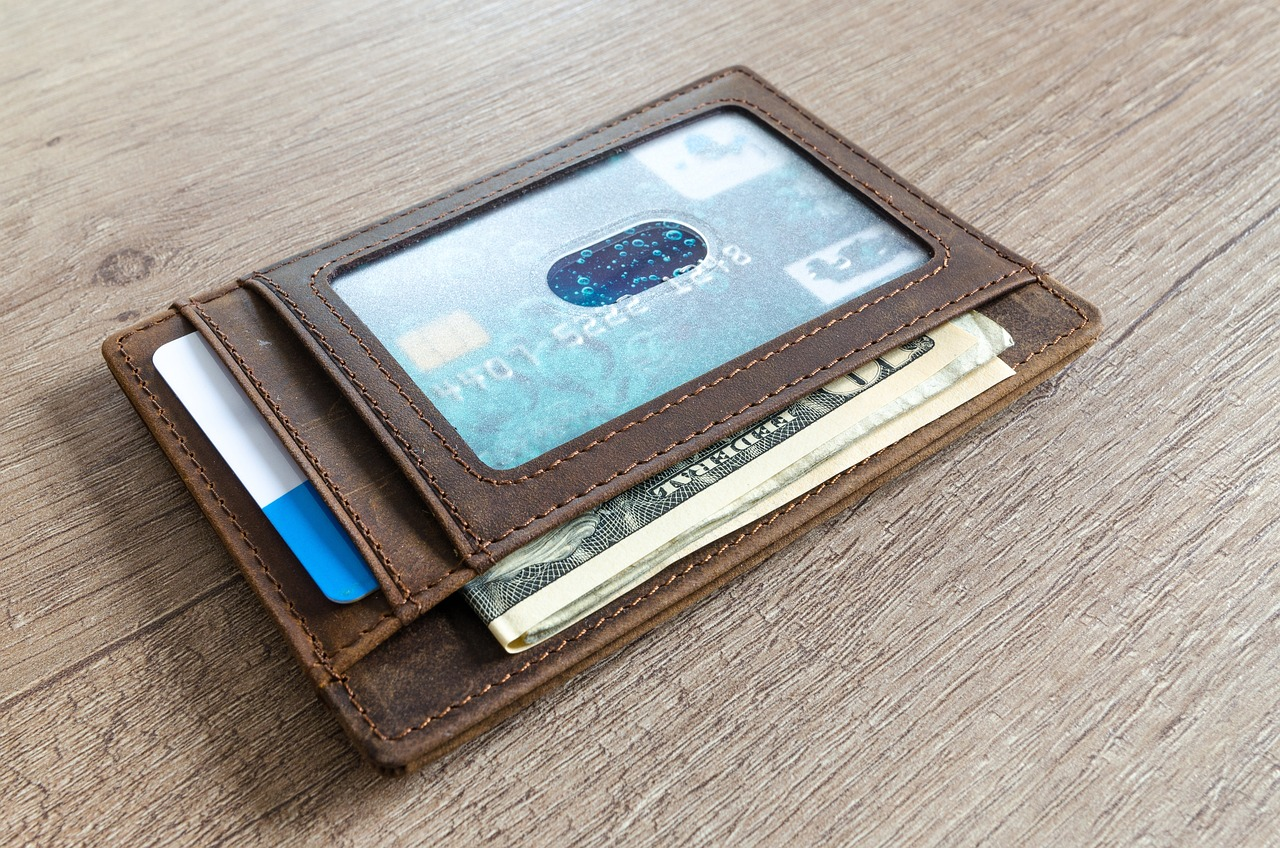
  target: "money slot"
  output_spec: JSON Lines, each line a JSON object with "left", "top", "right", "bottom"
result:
{"left": 461, "top": 311, "right": 1019, "bottom": 652}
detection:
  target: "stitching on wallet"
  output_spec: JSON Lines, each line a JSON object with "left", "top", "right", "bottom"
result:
{"left": 328, "top": 274, "right": 1093, "bottom": 744}
{"left": 116, "top": 272, "right": 1091, "bottom": 744}
{"left": 1015, "top": 272, "right": 1091, "bottom": 366}
{"left": 115, "top": 320, "right": 339, "bottom": 676}
{"left": 189, "top": 300, "right": 450, "bottom": 613}
{"left": 256, "top": 70, "right": 1039, "bottom": 550}
{"left": 253, "top": 277, "right": 496, "bottom": 556}
{"left": 264, "top": 96, "right": 956, "bottom": 485}
{"left": 116, "top": 313, "right": 442, "bottom": 664}
{"left": 330, "top": 612, "right": 398, "bottom": 658}
{"left": 264, "top": 262, "right": 1030, "bottom": 554}
{"left": 340, "top": 454, "right": 885, "bottom": 742}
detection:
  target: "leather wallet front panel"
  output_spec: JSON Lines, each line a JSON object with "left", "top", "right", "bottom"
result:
{"left": 250, "top": 67, "right": 1041, "bottom": 566}
{"left": 104, "top": 272, "right": 1099, "bottom": 772}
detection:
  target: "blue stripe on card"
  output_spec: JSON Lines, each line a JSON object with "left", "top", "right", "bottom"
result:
{"left": 262, "top": 481, "right": 379, "bottom": 603}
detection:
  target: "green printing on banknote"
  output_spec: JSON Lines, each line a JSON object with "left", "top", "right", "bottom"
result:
{"left": 462, "top": 311, "right": 1015, "bottom": 651}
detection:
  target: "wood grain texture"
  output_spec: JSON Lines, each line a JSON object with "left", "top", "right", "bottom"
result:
{"left": 2, "top": 0, "right": 1277, "bottom": 843}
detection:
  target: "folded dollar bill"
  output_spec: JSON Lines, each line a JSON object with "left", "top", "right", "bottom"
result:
{"left": 463, "top": 312, "right": 1015, "bottom": 651}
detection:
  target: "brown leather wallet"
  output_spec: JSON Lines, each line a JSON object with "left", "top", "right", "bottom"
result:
{"left": 102, "top": 67, "right": 1101, "bottom": 773}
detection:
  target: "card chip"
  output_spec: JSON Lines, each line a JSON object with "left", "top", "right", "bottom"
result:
{"left": 396, "top": 311, "right": 490, "bottom": 371}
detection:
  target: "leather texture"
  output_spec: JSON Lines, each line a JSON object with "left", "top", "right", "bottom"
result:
{"left": 246, "top": 67, "right": 1046, "bottom": 571}
{"left": 102, "top": 67, "right": 1102, "bottom": 773}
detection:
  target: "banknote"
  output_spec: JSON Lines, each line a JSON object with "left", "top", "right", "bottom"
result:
{"left": 462, "top": 312, "right": 1014, "bottom": 651}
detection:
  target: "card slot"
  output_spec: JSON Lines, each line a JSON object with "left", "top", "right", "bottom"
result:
{"left": 103, "top": 309, "right": 408, "bottom": 673}
{"left": 177, "top": 285, "right": 474, "bottom": 626}
{"left": 251, "top": 67, "right": 1043, "bottom": 567}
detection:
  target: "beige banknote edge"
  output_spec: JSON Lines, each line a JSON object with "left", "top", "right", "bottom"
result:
{"left": 481, "top": 321, "right": 980, "bottom": 651}
{"left": 660, "top": 356, "right": 1015, "bottom": 562}
{"left": 514, "top": 318, "right": 1015, "bottom": 649}
{"left": 516, "top": 356, "right": 1014, "bottom": 649}
{"left": 673, "top": 313, "right": 1014, "bottom": 540}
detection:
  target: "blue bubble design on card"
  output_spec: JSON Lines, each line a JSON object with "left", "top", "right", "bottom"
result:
{"left": 547, "top": 221, "right": 707, "bottom": 307}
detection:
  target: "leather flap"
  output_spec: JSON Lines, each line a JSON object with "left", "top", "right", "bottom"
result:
{"left": 248, "top": 67, "right": 1039, "bottom": 569}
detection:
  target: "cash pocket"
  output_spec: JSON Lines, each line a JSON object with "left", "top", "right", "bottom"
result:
{"left": 249, "top": 68, "right": 1041, "bottom": 572}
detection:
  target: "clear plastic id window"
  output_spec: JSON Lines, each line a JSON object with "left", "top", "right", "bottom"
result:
{"left": 332, "top": 110, "right": 930, "bottom": 470}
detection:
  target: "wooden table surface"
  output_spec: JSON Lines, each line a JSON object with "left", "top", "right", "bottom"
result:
{"left": 3, "top": 0, "right": 1277, "bottom": 843}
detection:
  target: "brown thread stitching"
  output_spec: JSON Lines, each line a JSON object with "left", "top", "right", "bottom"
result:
{"left": 255, "top": 92, "right": 1019, "bottom": 544}
{"left": 470, "top": 265, "right": 1026, "bottom": 543}
{"left": 112, "top": 69, "right": 1095, "bottom": 744}
{"left": 266, "top": 262, "right": 1028, "bottom": 552}
{"left": 1013, "top": 272, "right": 1091, "bottom": 367}
{"left": 189, "top": 299, "right": 479, "bottom": 612}
{"left": 115, "top": 321, "right": 341, "bottom": 681}
{"left": 116, "top": 317, "right": 447, "bottom": 670}
{"left": 328, "top": 274, "right": 1092, "bottom": 743}
{"left": 253, "top": 275, "right": 496, "bottom": 558}
{"left": 283, "top": 96, "right": 955, "bottom": 480}
{"left": 189, "top": 302, "right": 419, "bottom": 607}
{"left": 117, "top": 273, "right": 1091, "bottom": 742}
{"left": 342, "top": 456, "right": 879, "bottom": 741}
{"left": 256, "top": 78, "right": 1038, "bottom": 548}
{"left": 267, "top": 69, "right": 1032, "bottom": 479}
{"left": 262, "top": 69, "right": 1030, "bottom": 487}
{"left": 330, "top": 612, "right": 398, "bottom": 656}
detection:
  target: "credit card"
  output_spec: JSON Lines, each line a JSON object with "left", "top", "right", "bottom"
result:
{"left": 153, "top": 332, "right": 378, "bottom": 603}
{"left": 332, "top": 110, "right": 932, "bottom": 470}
